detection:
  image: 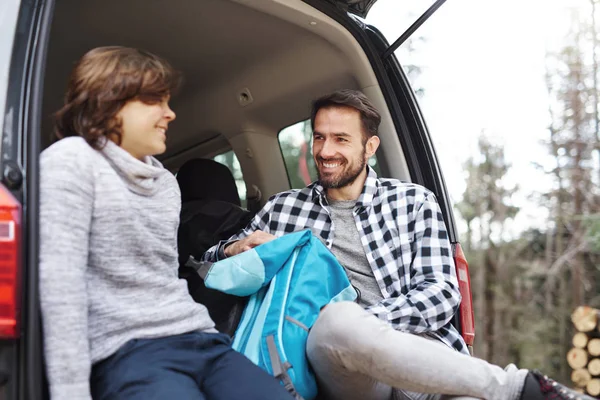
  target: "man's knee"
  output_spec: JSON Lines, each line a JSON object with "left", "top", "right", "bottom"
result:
{"left": 309, "top": 301, "right": 365, "bottom": 350}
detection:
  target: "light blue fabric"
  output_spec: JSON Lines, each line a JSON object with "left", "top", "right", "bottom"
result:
{"left": 204, "top": 249, "right": 265, "bottom": 296}
{"left": 331, "top": 284, "right": 360, "bottom": 304}
{"left": 204, "top": 230, "right": 357, "bottom": 400}
{"left": 235, "top": 284, "right": 273, "bottom": 364}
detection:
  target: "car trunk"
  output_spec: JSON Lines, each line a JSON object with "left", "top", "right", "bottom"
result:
{"left": 0, "top": 0, "right": 472, "bottom": 398}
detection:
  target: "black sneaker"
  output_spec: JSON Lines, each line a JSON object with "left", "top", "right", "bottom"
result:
{"left": 521, "top": 370, "right": 595, "bottom": 400}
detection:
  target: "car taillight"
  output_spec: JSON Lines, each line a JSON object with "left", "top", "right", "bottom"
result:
{"left": 0, "top": 184, "right": 21, "bottom": 338}
{"left": 454, "top": 243, "right": 474, "bottom": 349}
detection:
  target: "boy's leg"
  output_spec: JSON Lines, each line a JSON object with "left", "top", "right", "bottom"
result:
{"left": 202, "top": 346, "right": 294, "bottom": 400}
{"left": 91, "top": 335, "right": 205, "bottom": 400}
{"left": 307, "top": 302, "right": 527, "bottom": 400}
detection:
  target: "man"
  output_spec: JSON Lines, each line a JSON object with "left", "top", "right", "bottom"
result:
{"left": 203, "top": 89, "right": 590, "bottom": 400}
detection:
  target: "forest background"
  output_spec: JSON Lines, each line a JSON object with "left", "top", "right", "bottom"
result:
{"left": 367, "top": 0, "right": 600, "bottom": 383}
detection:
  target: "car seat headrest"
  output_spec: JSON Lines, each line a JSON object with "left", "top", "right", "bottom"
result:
{"left": 177, "top": 158, "right": 241, "bottom": 206}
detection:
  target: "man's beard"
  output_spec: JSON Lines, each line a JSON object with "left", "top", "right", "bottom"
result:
{"left": 316, "top": 154, "right": 367, "bottom": 189}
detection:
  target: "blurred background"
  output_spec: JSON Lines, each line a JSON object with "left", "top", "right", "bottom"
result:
{"left": 365, "top": 0, "right": 600, "bottom": 386}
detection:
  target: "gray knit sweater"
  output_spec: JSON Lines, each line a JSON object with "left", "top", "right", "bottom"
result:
{"left": 39, "top": 137, "right": 216, "bottom": 400}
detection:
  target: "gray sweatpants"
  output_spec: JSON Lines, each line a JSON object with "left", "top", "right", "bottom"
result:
{"left": 306, "top": 302, "right": 528, "bottom": 400}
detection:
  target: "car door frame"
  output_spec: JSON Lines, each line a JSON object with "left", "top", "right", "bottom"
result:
{"left": 2, "top": 0, "right": 55, "bottom": 398}
{"left": 304, "top": 0, "right": 458, "bottom": 242}
{"left": 303, "top": 0, "right": 475, "bottom": 349}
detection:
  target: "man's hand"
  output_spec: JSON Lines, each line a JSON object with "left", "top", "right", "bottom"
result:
{"left": 224, "top": 231, "right": 277, "bottom": 257}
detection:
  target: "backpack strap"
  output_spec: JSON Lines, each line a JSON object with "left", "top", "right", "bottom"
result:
{"left": 185, "top": 255, "right": 212, "bottom": 279}
{"left": 266, "top": 334, "right": 305, "bottom": 400}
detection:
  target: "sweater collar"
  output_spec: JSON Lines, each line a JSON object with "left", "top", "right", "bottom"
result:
{"left": 100, "top": 138, "right": 166, "bottom": 196}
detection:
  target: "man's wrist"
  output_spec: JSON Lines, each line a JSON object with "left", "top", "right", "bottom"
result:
{"left": 218, "top": 244, "right": 228, "bottom": 260}
{"left": 220, "top": 241, "right": 237, "bottom": 259}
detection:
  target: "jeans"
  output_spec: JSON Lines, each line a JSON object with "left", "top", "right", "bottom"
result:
{"left": 91, "top": 331, "right": 293, "bottom": 400}
{"left": 307, "top": 302, "right": 528, "bottom": 400}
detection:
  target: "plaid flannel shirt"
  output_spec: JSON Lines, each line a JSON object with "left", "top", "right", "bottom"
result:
{"left": 203, "top": 167, "right": 468, "bottom": 354}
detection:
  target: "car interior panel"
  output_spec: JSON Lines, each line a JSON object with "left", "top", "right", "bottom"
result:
{"left": 0, "top": 0, "right": 477, "bottom": 397}
{"left": 42, "top": 0, "right": 412, "bottom": 204}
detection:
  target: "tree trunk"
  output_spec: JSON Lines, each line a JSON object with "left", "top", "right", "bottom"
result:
{"left": 568, "top": 347, "right": 589, "bottom": 369}
{"left": 590, "top": 339, "right": 600, "bottom": 357}
{"left": 588, "top": 358, "right": 600, "bottom": 376}
{"left": 477, "top": 217, "right": 488, "bottom": 360}
{"left": 465, "top": 220, "right": 473, "bottom": 253}
{"left": 559, "top": 273, "right": 570, "bottom": 381}
{"left": 590, "top": 0, "right": 600, "bottom": 185}
{"left": 544, "top": 227, "right": 555, "bottom": 312}
{"left": 572, "top": 306, "right": 599, "bottom": 332}
{"left": 587, "top": 378, "right": 600, "bottom": 396}
{"left": 572, "top": 368, "right": 592, "bottom": 387}
{"left": 573, "top": 332, "right": 589, "bottom": 348}
{"left": 484, "top": 247, "right": 497, "bottom": 362}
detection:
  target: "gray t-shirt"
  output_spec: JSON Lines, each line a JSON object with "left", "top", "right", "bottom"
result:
{"left": 328, "top": 199, "right": 383, "bottom": 307}
{"left": 40, "top": 137, "right": 216, "bottom": 400}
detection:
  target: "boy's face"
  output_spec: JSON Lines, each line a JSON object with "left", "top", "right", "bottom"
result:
{"left": 115, "top": 97, "right": 176, "bottom": 160}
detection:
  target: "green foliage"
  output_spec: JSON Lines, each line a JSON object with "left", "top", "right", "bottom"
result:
{"left": 584, "top": 213, "right": 600, "bottom": 252}
{"left": 456, "top": 135, "right": 519, "bottom": 251}
{"left": 279, "top": 120, "right": 317, "bottom": 189}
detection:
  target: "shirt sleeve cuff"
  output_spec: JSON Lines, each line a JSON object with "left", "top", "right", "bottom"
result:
{"left": 218, "top": 244, "right": 227, "bottom": 260}
{"left": 218, "top": 239, "right": 239, "bottom": 260}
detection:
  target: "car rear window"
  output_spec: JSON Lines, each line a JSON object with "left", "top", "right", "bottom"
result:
{"left": 278, "top": 119, "right": 381, "bottom": 189}
{"left": 213, "top": 150, "right": 247, "bottom": 208}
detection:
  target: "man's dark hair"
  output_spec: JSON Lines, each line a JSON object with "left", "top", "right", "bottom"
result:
{"left": 54, "top": 46, "right": 181, "bottom": 149}
{"left": 310, "top": 89, "right": 381, "bottom": 140}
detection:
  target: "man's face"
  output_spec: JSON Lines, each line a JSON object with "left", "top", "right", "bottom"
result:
{"left": 312, "top": 106, "right": 372, "bottom": 189}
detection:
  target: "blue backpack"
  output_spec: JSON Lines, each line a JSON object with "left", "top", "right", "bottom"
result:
{"left": 203, "top": 230, "right": 357, "bottom": 400}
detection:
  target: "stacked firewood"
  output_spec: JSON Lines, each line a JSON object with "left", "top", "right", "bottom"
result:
{"left": 568, "top": 306, "right": 600, "bottom": 397}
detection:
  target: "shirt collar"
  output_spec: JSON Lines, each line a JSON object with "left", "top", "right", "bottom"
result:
{"left": 356, "top": 166, "right": 379, "bottom": 207}
{"left": 311, "top": 166, "right": 379, "bottom": 208}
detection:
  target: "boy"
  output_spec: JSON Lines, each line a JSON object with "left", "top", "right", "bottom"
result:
{"left": 40, "top": 46, "right": 292, "bottom": 400}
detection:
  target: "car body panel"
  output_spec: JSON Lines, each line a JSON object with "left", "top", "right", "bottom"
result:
{"left": 327, "top": 0, "right": 378, "bottom": 17}
{"left": 0, "top": 0, "right": 22, "bottom": 157}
